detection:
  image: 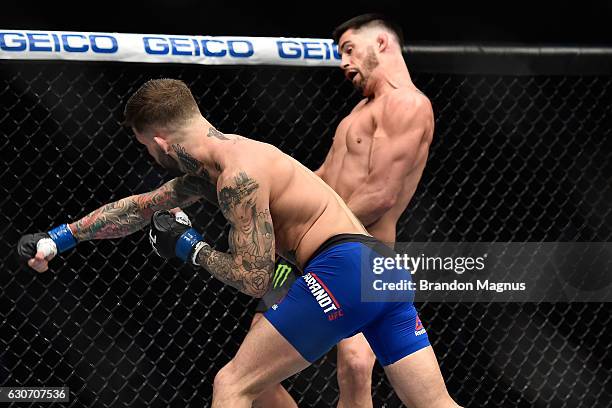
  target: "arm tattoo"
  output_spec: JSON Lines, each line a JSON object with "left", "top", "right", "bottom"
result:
{"left": 70, "top": 175, "right": 210, "bottom": 241}
{"left": 217, "top": 172, "right": 258, "bottom": 214}
{"left": 171, "top": 143, "right": 210, "bottom": 180}
{"left": 197, "top": 171, "right": 275, "bottom": 297}
{"left": 208, "top": 127, "right": 230, "bottom": 140}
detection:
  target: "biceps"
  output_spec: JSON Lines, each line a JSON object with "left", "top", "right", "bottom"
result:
{"left": 372, "top": 129, "right": 426, "bottom": 173}
{"left": 363, "top": 143, "right": 420, "bottom": 195}
{"left": 218, "top": 171, "right": 275, "bottom": 270}
{"left": 226, "top": 209, "right": 275, "bottom": 295}
{"left": 228, "top": 207, "right": 275, "bottom": 263}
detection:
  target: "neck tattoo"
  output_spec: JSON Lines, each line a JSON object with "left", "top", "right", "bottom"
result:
{"left": 171, "top": 143, "right": 210, "bottom": 180}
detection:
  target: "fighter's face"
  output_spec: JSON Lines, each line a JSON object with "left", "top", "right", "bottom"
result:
{"left": 338, "top": 29, "right": 380, "bottom": 93}
{"left": 134, "top": 130, "right": 182, "bottom": 172}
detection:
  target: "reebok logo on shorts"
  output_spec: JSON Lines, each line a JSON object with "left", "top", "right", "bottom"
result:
{"left": 303, "top": 272, "right": 344, "bottom": 320}
{"left": 415, "top": 315, "right": 426, "bottom": 336}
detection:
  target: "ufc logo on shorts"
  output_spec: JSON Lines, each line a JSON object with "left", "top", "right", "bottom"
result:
{"left": 303, "top": 272, "right": 343, "bottom": 319}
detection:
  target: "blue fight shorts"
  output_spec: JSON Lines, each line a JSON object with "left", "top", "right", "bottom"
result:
{"left": 264, "top": 234, "right": 430, "bottom": 366}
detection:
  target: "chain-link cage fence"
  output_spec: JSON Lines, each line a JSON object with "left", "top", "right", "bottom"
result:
{"left": 1, "top": 55, "right": 611, "bottom": 407}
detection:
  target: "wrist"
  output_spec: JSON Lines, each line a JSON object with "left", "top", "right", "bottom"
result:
{"left": 175, "top": 228, "right": 204, "bottom": 262}
{"left": 190, "top": 241, "right": 210, "bottom": 266}
{"left": 47, "top": 224, "right": 77, "bottom": 253}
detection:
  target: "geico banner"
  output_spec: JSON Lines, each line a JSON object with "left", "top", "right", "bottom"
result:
{"left": 0, "top": 30, "right": 341, "bottom": 66}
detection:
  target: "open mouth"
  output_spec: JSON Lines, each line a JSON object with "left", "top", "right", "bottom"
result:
{"left": 346, "top": 70, "right": 359, "bottom": 82}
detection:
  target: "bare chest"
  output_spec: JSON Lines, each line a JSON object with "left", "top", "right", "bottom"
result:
{"left": 332, "top": 103, "right": 378, "bottom": 155}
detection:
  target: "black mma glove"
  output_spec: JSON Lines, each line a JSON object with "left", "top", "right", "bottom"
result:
{"left": 18, "top": 224, "right": 77, "bottom": 270}
{"left": 149, "top": 210, "right": 209, "bottom": 265}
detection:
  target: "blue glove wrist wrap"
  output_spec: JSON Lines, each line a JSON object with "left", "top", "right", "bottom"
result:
{"left": 175, "top": 228, "right": 203, "bottom": 262}
{"left": 47, "top": 224, "right": 77, "bottom": 253}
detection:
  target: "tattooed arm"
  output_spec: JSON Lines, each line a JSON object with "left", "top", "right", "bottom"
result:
{"left": 195, "top": 170, "right": 275, "bottom": 297}
{"left": 69, "top": 175, "right": 212, "bottom": 241}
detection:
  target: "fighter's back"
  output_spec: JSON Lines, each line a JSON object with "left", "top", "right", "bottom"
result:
{"left": 219, "top": 136, "right": 368, "bottom": 267}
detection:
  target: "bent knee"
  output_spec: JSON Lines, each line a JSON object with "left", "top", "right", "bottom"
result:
{"left": 213, "top": 363, "right": 236, "bottom": 393}
{"left": 337, "top": 355, "right": 375, "bottom": 379}
{"left": 337, "top": 348, "right": 376, "bottom": 386}
{"left": 214, "top": 361, "right": 258, "bottom": 398}
{"left": 338, "top": 344, "right": 375, "bottom": 372}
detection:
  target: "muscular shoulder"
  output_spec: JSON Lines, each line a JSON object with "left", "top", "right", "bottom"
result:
{"left": 350, "top": 98, "right": 370, "bottom": 113}
{"left": 217, "top": 167, "right": 263, "bottom": 191}
{"left": 379, "top": 88, "right": 433, "bottom": 136}
{"left": 217, "top": 163, "right": 270, "bottom": 198}
{"left": 217, "top": 142, "right": 274, "bottom": 185}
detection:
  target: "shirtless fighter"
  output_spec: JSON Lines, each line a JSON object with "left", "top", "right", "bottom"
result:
{"left": 252, "top": 14, "right": 436, "bottom": 407}
{"left": 18, "top": 79, "right": 459, "bottom": 407}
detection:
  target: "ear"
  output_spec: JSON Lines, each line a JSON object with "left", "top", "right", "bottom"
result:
{"left": 376, "top": 33, "right": 389, "bottom": 52}
{"left": 153, "top": 135, "right": 171, "bottom": 154}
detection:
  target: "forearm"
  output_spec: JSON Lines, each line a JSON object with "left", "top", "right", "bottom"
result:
{"left": 69, "top": 177, "right": 195, "bottom": 241}
{"left": 196, "top": 245, "right": 272, "bottom": 298}
{"left": 68, "top": 174, "right": 214, "bottom": 242}
{"left": 69, "top": 195, "right": 154, "bottom": 241}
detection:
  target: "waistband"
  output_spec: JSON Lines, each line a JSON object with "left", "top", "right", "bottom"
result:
{"left": 304, "top": 233, "right": 397, "bottom": 268}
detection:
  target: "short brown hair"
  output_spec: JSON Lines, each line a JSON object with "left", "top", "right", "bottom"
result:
{"left": 123, "top": 78, "right": 200, "bottom": 133}
{"left": 332, "top": 14, "right": 404, "bottom": 48}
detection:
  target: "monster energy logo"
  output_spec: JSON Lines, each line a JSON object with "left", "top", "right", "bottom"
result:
{"left": 273, "top": 263, "right": 292, "bottom": 288}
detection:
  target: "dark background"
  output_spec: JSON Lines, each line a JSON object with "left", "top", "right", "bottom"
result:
{"left": 2, "top": 60, "right": 611, "bottom": 407}
{"left": 1, "top": 1, "right": 612, "bottom": 44}
{"left": 2, "top": 3, "right": 612, "bottom": 408}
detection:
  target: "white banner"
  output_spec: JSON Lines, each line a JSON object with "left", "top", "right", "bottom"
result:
{"left": 0, "top": 30, "right": 341, "bottom": 67}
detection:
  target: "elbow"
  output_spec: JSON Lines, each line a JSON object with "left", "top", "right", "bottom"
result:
{"left": 251, "top": 289, "right": 267, "bottom": 299}
{"left": 246, "top": 268, "right": 273, "bottom": 298}
{"left": 247, "top": 286, "right": 269, "bottom": 298}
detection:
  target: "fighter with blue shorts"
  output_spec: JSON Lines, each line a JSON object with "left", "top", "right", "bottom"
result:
{"left": 20, "top": 78, "right": 459, "bottom": 407}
